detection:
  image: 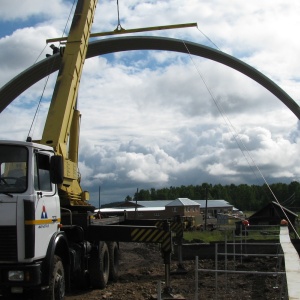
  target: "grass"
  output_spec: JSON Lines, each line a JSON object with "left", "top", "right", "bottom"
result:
{"left": 182, "top": 210, "right": 300, "bottom": 243}
{"left": 183, "top": 227, "right": 235, "bottom": 243}
{"left": 183, "top": 224, "right": 285, "bottom": 243}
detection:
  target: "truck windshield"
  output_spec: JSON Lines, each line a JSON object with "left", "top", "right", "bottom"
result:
{"left": 0, "top": 145, "right": 28, "bottom": 193}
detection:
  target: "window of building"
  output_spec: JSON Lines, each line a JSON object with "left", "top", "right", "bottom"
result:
{"left": 154, "top": 213, "right": 160, "bottom": 217}
{"left": 172, "top": 207, "right": 177, "bottom": 212}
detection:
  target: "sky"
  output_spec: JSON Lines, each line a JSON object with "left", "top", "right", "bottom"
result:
{"left": 0, "top": 0, "right": 300, "bottom": 206}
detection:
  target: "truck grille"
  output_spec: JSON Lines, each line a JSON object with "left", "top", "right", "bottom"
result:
{"left": 0, "top": 226, "right": 17, "bottom": 261}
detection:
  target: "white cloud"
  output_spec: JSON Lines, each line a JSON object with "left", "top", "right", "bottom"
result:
{"left": 0, "top": 0, "right": 65, "bottom": 21}
{"left": 0, "top": 0, "right": 300, "bottom": 204}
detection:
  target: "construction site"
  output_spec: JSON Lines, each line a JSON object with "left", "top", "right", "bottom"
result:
{"left": 62, "top": 224, "right": 299, "bottom": 300}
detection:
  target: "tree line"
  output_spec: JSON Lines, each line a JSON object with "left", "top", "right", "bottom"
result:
{"left": 124, "top": 181, "right": 300, "bottom": 212}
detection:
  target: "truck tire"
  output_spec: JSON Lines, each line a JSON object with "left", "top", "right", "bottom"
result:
{"left": 41, "top": 255, "right": 65, "bottom": 300}
{"left": 89, "top": 242, "right": 109, "bottom": 289}
{"left": 108, "top": 241, "right": 119, "bottom": 281}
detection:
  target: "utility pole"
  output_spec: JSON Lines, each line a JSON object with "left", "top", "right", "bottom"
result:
{"left": 135, "top": 188, "right": 138, "bottom": 219}
{"left": 204, "top": 187, "right": 208, "bottom": 230}
{"left": 98, "top": 185, "right": 101, "bottom": 209}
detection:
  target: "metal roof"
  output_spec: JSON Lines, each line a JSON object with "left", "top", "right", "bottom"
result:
{"left": 99, "top": 207, "right": 164, "bottom": 213}
{"left": 129, "top": 200, "right": 172, "bottom": 207}
{"left": 194, "top": 200, "right": 233, "bottom": 208}
{"left": 166, "top": 198, "right": 200, "bottom": 207}
{"left": 130, "top": 199, "right": 233, "bottom": 209}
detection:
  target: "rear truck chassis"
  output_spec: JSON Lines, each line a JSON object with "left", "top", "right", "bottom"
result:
{"left": 120, "top": 215, "right": 187, "bottom": 274}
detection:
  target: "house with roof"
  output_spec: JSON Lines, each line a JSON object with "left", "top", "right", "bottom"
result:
{"left": 247, "top": 201, "right": 298, "bottom": 227}
{"left": 98, "top": 198, "right": 234, "bottom": 221}
{"left": 165, "top": 198, "right": 200, "bottom": 217}
{"left": 193, "top": 200, "right": 234, "bottom": 217}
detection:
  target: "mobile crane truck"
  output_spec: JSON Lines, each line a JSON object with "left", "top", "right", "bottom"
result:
{"left": 0, "top": 1, "right": 174, "bottom": 299}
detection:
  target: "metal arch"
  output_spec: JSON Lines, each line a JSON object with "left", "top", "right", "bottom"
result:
{"left": 1, "top": 36, "right": 299, "bottom": 119}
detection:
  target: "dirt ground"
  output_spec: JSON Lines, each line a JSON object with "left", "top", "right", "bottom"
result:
{"left": 65, "top": 242, "right": 286, "bottom": 300}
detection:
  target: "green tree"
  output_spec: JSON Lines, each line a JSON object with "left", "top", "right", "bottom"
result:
{"left": 123, "top": 182, "right": 300, "bottom": 212}
{"left": 137, "top": 189, "right": 151, "bottom": 200}
{"left": 124, "top": 195, "right": 132, "bottom": 202}
{"left": 156, "top": 188, "right": 169, "bottom": 200}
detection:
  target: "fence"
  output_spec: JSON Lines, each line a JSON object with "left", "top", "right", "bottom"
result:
{"left": 194, "top": 225, "right": 287, "bottom": 300}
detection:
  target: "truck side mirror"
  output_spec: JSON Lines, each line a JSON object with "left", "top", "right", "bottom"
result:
{"left": 50, "top": 155, "right": 64, "bottom": 184}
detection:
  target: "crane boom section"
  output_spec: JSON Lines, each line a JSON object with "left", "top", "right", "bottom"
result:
{"left": 41, "top": 0, "right": 97, "bottom": 159}
{"left": 39, "top": 0, "right": 97, "bottom": 206}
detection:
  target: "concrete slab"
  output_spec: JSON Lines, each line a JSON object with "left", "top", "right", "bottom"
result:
{"left": 280, "top": 226, "right": 300, "bottom": 299}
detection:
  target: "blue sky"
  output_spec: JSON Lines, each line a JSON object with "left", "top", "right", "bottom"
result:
{"left": 1, "top": 0, "right": 300, "bottom": 206}
{"left": 0, "top": 20, "right": 23, "bottom": 37}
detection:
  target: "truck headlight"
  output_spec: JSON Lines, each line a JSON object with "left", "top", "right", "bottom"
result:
{"left": 8, "top": 270, "right": 24, "bottom": 281}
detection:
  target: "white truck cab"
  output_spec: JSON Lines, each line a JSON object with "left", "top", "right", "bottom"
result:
{"left": 0, "top": 140, "right": 62, "bottom": 295}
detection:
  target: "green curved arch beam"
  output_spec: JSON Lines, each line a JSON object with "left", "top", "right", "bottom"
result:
{"left": 1, "top": 36, "right": 299, "bottom": 119}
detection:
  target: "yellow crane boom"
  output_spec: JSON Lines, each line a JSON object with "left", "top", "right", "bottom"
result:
{"left": 37, "top": 1, "right": 194, "bottom": 208}
{"left": 39, "top": 0, "right": 98, "bottom": 207}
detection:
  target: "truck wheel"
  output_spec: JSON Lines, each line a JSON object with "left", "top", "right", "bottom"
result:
{"left": 89, "top": 242, "right": 109, "bottom": 289}
{"left": 41, "top": 255, "right": 65, "bottom": 300}
{"left": 108, "top": 241, "right": 119, "bottom": 281}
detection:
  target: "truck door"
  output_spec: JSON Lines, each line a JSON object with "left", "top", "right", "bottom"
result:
{"left": 33, "top": 152, "right": 60, "bottom": 259}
